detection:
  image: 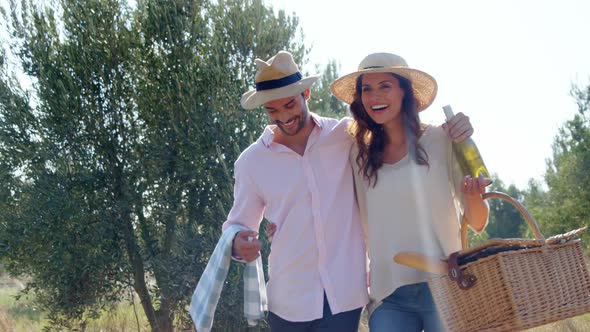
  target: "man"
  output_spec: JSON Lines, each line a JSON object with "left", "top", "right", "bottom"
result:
{"left": 224, "top": 50, "right": 473, "bottom": 331}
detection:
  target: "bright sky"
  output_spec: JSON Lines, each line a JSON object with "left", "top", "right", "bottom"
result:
{"left": 265, "top": 0, "right": 590, "bottom": 189}
{"left": 2, "top": 0, "right": 588, "bottom": 189}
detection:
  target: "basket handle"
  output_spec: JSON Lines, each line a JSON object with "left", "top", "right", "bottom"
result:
{"left": 460, "top": 191, "right": 545, "bottom": 249}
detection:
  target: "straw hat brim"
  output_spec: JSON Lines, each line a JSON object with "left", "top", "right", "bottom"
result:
{"left": 329, "top": 67, "right": 437, "bottom": 112}
{"left": 241, "top": 76, "right": 320, "bottom": 110}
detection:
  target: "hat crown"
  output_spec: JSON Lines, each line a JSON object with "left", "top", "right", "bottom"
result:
{"left": 255, "top": 51, "right": 300, "bottom": 83}
{"left": 240, "top": 51, "right": 319, "bottom": 109}
{"left": 358, "top": 53, "right": 409, "bottom": 71}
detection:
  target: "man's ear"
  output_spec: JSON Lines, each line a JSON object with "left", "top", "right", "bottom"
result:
{"left": 303, "top": 88, "right": 311, "bottom": 101}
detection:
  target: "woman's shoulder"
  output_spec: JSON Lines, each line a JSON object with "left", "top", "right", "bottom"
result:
{"left": 420, "top": 124, "right": 448, "bottom": 145}
{"left": 349, "top": 140, "right": 360, "bottom": 168}
{"left": 419, "top": 124, "right": 452, "bottom": 164}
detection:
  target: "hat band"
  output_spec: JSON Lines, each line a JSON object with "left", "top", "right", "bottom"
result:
{"left": 363, "top": 66, "right": 385, "bottom": 69}
{"left": 256, "top": 72, "right": 302, "bottom": 91}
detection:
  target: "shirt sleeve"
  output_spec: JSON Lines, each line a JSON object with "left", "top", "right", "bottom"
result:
{"left": 349, "top": 144, "right": 371, "bottom": 279}
{"left": 222, "top": 159, "right": 266, "bottom": 233}
{"left": 349, "top": 143, "right": 369, "bottom": 249}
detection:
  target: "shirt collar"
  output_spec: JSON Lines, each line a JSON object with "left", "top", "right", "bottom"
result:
{"left": 260, "top": 112, "right": 323, "bottom": 148}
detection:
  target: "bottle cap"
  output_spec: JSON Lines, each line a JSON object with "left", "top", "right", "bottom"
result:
{"left": 443, "top": 105, "right": 454, "bottom": 120}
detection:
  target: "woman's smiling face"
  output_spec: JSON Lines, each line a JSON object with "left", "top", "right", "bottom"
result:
{"left": 360, "top": 73, "right": 405, "bottom": 125}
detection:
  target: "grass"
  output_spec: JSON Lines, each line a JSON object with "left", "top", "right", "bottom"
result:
{"left": 527, "top": 314, "right": 590, "bottom": 331}
{"left": 0, "top": 287, "right": 46, "bottom": 332}
{"left": 1, "top": 272, "right": 589, "bottom": 331}
{"left": 82, "top": 303, "right": 150, "bottom": 332}
{"left": 0, "top": 280, "right": 151, "bottom": 332}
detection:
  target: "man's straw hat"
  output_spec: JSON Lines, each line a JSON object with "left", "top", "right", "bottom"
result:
{"left": 241, "top": 51, "right": 319, "bottom": 110}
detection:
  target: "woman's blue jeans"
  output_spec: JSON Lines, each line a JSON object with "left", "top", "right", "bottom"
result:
{"left": 369, "top": 282, "right": 444, "bottom": 332}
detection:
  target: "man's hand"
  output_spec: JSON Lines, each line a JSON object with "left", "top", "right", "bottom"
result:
{"left": 232, "top": 230, "right": 261, "bottom": 262}
{"left": 265, "top": 222, "right": 277, "bottom": 243}
{"left": 442, "top": 112, "right": 473, "bottom": 142}
{"left": 461, "top": 174, "right": 492, "bottom": 197}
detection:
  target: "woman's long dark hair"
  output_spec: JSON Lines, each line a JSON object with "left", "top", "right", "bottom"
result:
{"left": 349, "top": 73, "right": 429, "bottom": 186}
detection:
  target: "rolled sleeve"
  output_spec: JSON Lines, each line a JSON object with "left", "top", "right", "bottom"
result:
{"left": 222, "top": 159, "right": 265, "bottom": 233}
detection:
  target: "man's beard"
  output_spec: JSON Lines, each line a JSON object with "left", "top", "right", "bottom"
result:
{"left": 275, "top": 115, "right": 306, "bottom": 136}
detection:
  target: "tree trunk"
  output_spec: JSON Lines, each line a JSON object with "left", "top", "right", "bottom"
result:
{"left": 156, "top": 299, "right": 175, "bottom": 332}
{"left": 122, "top": 212, "right": 163, "bottom": 332}
{"left": 113, "top": 161, "right": 162, "bottom": 332}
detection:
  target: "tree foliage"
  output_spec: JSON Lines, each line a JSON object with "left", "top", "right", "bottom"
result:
{"left": 485, "top": 175, "right": 526, "bottom": 239}
{"left": 0, "top": 0, "right": 306, "bottom": 330}
{"left": 469, "top": 83, "right": 590, "bottom": 254}
{"left": 466, "top": 174, "right": 525, "bottom": 246}
{"left": 524, "top": 82, "right": 590, "bottom": 255}
{"left": 308, "top": 59, "right": 348, "bottom": 118}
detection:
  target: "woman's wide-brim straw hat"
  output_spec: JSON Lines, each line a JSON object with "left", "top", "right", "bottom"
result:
{"left": 241, "top": 51, "right": 319, "bottom": 110}
{"left": 330, "top": 52, "right": 438, "bottom": 112}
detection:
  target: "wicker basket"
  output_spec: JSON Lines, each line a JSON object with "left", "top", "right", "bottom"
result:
{"left": 428, "top": 191, "right": 590, "bottom": 332}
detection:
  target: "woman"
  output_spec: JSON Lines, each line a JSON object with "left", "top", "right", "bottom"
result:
{"left": 329, "top": 53, "right": 490, "bottom": 331}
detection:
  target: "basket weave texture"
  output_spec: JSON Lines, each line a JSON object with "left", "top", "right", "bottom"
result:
{"left": 428, "top": 192, "right": 590, "bottom": 332}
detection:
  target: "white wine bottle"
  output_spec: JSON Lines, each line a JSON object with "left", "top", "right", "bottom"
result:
{"left": 443, "top": 105, "right": 490, "bottom": 178}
